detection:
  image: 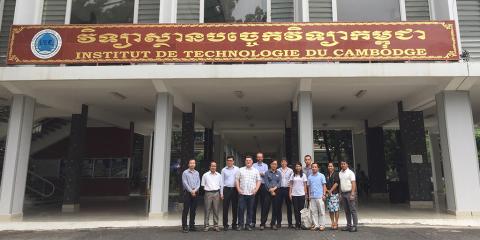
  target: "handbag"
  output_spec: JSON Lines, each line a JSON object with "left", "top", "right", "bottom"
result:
{"left": 300, "top": 199, "right": 312, "bottom": 229}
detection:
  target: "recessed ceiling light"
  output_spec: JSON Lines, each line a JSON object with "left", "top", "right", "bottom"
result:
{"left": 110, "top": 91, "right": 127, "bottom": 100}
{"left": 355, "top": 90, "right": 367, "bottom": 98}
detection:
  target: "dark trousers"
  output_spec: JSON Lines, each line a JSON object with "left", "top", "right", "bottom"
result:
{"left": 341, "top": 191, "right": 358, "bottom": 227}
{"left": 238, "top": 194, "right": 255, "bottom": 227}
{"left": 252, "top": 183, "right": 267, "bottom": 226}
{"left": 182, "top": 191, "right": 198, "bottom": 228}
{"left": 261, "top": 189, "right": 281, "bottom": 226}
{"left": 222, "top": 187, "right": 238, "bottom": 228}
{"left": 278, "top": 187, "right": 293, "bottom": 225}
{"left": 292, "top": 195, "right": 305, "bottom": 227}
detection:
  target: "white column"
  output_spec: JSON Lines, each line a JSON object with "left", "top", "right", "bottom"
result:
{"left": 435, "top": 91, "right": 480, "bottom": 216}
{"left": 298, "top": 91, "right": 314, "bottom": 165}
{"left": 352, "top": 133, "right": 368, "bottom": 176}
{"left": 0, "top": 95, "right": 35, "bottom": 220}
{"left": 13, "top": 0, "right": 43, "bottom": 24}
{"left": 159, "top": 0, "right": 177, "bottom": 23}
{"left": 149, "top": 93, "right": 173, "bottom": 217}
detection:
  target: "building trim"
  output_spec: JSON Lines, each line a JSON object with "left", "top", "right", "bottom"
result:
{"left": 0, "top": 62, "right": 473, "bottom": 82}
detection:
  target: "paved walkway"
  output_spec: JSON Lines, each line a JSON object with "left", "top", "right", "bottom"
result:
{"left": 0, "top": 198, "right": 479, "bottom": 231}
{"left": 1, "top": 226, "right": 480, "bottom": 240}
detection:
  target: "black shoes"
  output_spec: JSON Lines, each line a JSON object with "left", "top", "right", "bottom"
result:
{"left": 341, "top": 226, "right": 358, "bottom": 232}
{"left": 189, "top": 226, "right": 198, "bottom": 232}
{"left": 341, "top": 226, "right": 351, "bottom": 231}
{"left": 182, "top": 227, "right": 189, "bottom": 233}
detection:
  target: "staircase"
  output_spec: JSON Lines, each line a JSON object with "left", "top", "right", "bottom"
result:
{"left": 0, "top": 117, "right": 70, "bottom": 206}
{"left": 24, "top": 169, "right": 65, "bottom": 206}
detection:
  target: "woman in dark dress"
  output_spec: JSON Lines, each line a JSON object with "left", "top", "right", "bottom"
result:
{"left": 325, "top": 162, "right": 340, "bottom": 230}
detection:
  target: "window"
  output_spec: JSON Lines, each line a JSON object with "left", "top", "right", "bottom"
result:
{"left": 81, "top": 158, "right": 130, "bottom": 178}
{"left": 204, "top": 0, "right": 268, "bottom": 23}
{"left": 70, "top": 0, "right": 135, "bottom": 24}
{"left": 337, "top": 0, "right": 401, "bottom": 21}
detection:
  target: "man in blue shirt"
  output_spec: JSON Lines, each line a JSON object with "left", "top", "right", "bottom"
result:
{"left": 252, "top": 152, "right": 268, "bottom": 228}
{"left": 307, "top": 162, "right": 327, "bottom": 231}
{"left": 261, "top": 160, "right": 282, "bottom": 230}
{"left": 182, "top": 159, "right": 201, "bottom": 233}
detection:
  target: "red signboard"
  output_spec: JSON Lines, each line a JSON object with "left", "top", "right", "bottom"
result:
{"left": 7, "top": 21, "right": 459, "bottom": 64}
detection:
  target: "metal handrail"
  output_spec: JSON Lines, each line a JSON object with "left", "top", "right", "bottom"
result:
{"left": 26, "top": 170, "right": 56, "bottom": 198}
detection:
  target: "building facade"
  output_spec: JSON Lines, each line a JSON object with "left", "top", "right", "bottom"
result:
{"left": 0, "top": 0, "right": 480, "bottom": 221}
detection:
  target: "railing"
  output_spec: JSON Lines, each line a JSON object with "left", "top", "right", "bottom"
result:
{"left": 26, "top": 170, "right": 56, "bottom": 198}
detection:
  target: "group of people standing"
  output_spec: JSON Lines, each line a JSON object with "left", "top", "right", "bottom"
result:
{"left": 181, "top": 152, "right": 359, "bottom": 233}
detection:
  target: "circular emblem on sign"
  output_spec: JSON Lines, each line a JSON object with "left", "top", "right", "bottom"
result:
{"left": 30, "top": 29, "right": 62, "bottom": 59}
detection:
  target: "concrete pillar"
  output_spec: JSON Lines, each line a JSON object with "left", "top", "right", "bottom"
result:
{"left": 0, "top": 95, "right": 35, "bottom": 220}
{"left": 181, "top": 105, "right": 195, "bottom": 170}
{"left": 428, "top": 132, "right": 446, "bottom": 211}
{"left": 435, "top": 91, "right": 480, "bottom": 216}
{"left": 352, "top": 133, "right": 368, "bottom": 176}
{"left": 149, "top": 93, "right": 174, "bottom": 217}
{"left": 13, "top": 0, "right": 43, "bottom": 24}
{"left": 297, "top": 92, "right": 314, "bottom": 165}
{"left": 366, "top": 127, "right": 387, "bottom": 194}
{"left": 398, "top": 103, "right": 433, "bottom": 208}
{"left": 290, "top": 110, "right": 299, "bottom": 164}
{"left": 62, "top": 105, "right": 88, "bottom": 213}
{"left": 294, "top": 0, "right": 310, "bottom": 22}
{"left": 159, "top": 0, "right": 177, "bottom": 23}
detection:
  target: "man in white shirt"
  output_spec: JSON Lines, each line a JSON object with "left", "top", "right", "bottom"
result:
{"left": 236, "top": 155, "right": 261, "bottom": 231}
{"left": 201, "top": 161, "right": 223, "bottom": 232}
{"left": 339, "top": 160, "right": 358, "bottom": 232}
{"left": 221, "top": 156, "right": 240, "bottom": 231}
